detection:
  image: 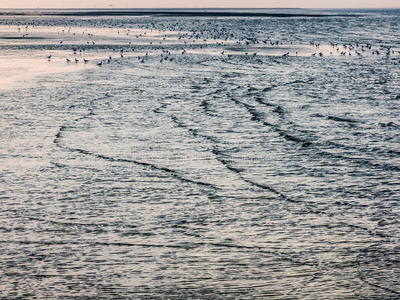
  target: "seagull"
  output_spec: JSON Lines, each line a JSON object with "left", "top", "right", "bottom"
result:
{"left": 83, "top": 58, "right": 89, "bottom": 63}
{"left": 47, "top": 55, "right": 52, "bottom": 59}
{"left": 97, "top": 61, "right": 103, "bottom": 66}
{"left": 75, "top": 58, "right": 79, "bottom": 63}
{"left": 66, "top": 58, "right": 71, "bottom": 62}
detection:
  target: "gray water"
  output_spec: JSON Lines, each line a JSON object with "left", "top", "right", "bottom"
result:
{"left": 0, "top": 9, "right": 399, "bottom": 299}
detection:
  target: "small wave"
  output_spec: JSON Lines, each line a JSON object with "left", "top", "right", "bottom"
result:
{"left": 327, "top": 115, "right": 359, "bottom": 124}
{"left": 191, "top": 85, "right": 203, "bottom": 90}
{"left": 153, "top": 103, "right": 169, "bottom": 114}
{"left": 58, "top": 144, "right": 218, "bottom": 189}
{"left": 379, "top": 121, "right": 398, "bottom": 128}
{"left": 199, "top": 98, "right": 218, "bottom": 116}
{"left": 254, "top": 97, "right": 276, "bottom": 107}
{"left": 232, "top": 98, "right": 265, "bottom": 122}
{"left": 261, "top": 78, "right": 315, "bottom": 93}
{"left": 357, "top": 270, "right": 400, "bottom": 297}
{"left": 262, "top": 86, "right": 275, "bottom": 92}
{"left": 278, "top": 131, "right": 312, "bottom": 147}
{"left": 272, "top": 105, "right": 285, "bottom": 116}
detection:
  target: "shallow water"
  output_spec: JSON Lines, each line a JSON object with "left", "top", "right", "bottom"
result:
{"left": 0, "top": 8, "right": 399, "bottom": 299}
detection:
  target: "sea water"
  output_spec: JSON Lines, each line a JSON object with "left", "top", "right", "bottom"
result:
{"left": 0, "top": 8, "right": 399, "bottom": 299}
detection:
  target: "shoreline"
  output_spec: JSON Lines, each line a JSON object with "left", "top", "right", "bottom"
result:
{"left": 0, "top": 9, "right": 358, "bottom": 18}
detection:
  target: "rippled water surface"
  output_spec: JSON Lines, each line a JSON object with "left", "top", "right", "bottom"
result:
{"left": 0, "top": 8, "right": 399, "bottom": 299}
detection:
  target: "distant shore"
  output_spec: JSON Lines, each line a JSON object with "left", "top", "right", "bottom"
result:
{"left": 0, "top": 9, "right": 356, "bottom": 18}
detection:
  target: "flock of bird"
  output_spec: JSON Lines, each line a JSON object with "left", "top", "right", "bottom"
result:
{"left": 38, "top": 21, "right": 399, "bottom": 65}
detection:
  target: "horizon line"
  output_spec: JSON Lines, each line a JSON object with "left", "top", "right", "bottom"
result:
{"left": 0, "top": 7, "right": 399, "bottom": 10}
